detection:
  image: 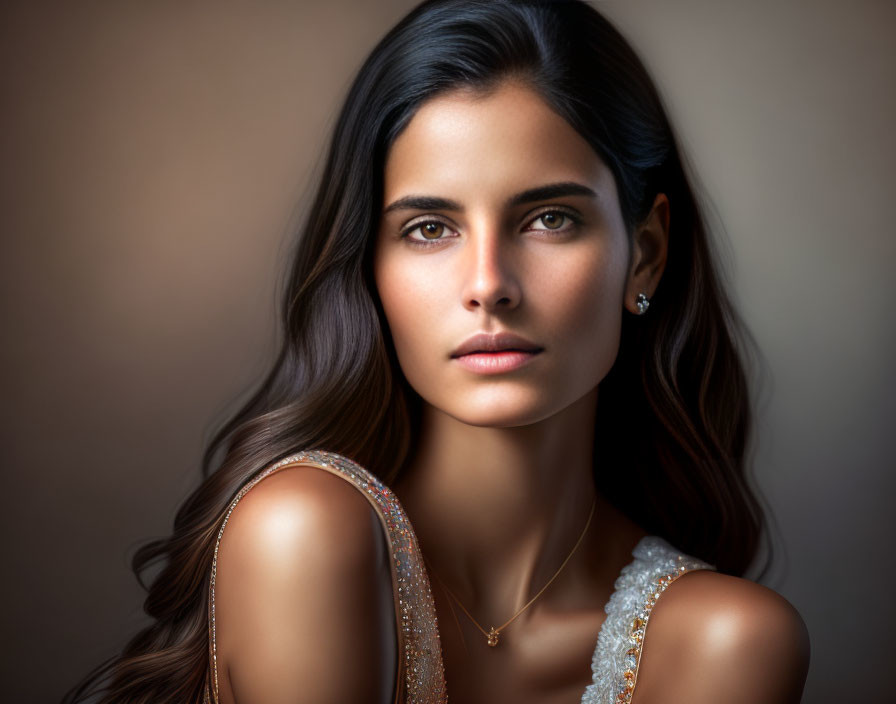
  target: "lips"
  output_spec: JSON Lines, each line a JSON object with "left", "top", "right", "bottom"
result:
{"left": 451, "top": 331, "right": 543, "bottom": 357}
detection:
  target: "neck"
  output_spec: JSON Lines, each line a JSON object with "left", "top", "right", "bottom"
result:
{"left": 392, "top": 388, "right": 633, "bottom": 626}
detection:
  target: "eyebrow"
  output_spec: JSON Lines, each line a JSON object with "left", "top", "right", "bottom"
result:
{"left": 381, "top": 181, "right": 598, "bottom": 215}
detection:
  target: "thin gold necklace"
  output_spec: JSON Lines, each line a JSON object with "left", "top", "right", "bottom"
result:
{"left": 422, "top": 496, "right": 596, "bottom": 647}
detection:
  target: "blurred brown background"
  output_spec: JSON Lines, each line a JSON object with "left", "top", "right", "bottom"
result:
{"left": 2, "top": 1, "right": 893, "bottom": 701}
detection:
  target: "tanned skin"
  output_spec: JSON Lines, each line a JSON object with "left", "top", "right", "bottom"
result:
{"left": 212, "top": 79, "right": 809, "bottom": 704}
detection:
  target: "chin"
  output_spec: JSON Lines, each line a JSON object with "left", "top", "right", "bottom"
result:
{"left": 453, "top": 411, "right": 543, "bottom": 429}
{"left": 433, "top": 393, "right": 564, "bottom": 429}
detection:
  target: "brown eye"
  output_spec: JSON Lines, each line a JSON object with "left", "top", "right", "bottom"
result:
{"left": 400, "top": 219, "right": 456, "bottom": 247}
{"left": 421, "top": 222, "right": 444, "bottom": 239}
{"left": 539, "top": 212, "right": 566, "bottom": 229}
{"left": 527, "top": 209, "right": 579, "bottom": 233}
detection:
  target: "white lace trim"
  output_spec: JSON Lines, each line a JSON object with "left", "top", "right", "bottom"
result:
{"left": 581, "top": 536, "right": 715, "bottom": 703}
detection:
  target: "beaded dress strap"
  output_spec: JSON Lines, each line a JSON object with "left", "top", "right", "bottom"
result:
{"left": 203, "top": 449, "right": 447, "bottom": 704}
{"left": 581, "top": 536, "right": 715, "bottom": 704}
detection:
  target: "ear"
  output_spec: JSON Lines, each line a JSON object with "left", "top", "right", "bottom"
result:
{"left": 624, "top": 193, "right": 670, "bottom": 315}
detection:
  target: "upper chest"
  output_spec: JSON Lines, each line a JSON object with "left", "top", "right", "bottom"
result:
{"left": 430, "top": 588, "right": 608, "bottom": 704}
{"left": 417, "top": 523, "right": 647, "bottom": 704}
{"left": 419, "top": 539, "right": 715, "bottom": 704}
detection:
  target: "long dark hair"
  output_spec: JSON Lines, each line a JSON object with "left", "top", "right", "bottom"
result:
{"left": 63, "top": 1, "right": 769, "bottom": 701}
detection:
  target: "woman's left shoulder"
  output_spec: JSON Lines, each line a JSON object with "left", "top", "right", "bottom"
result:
{"left": 633, "top": 570, "right": 810, "bottom": 703}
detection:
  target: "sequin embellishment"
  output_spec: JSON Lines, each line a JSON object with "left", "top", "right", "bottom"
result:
{"left": 581, "top": 536, "right": 714, "bottom": 704}
{"left": 204, "top": 449, "right": 447, "bottom": 704}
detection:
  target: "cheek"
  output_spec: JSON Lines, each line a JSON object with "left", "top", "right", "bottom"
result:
{"left": 373, "top": 253, "right": 438, "bottom": 374}
{"left": 568, "top": 262, "right": 625, "bottom": 333}
{"left": 540, "top": 246, "right": 628, "bottom": 375}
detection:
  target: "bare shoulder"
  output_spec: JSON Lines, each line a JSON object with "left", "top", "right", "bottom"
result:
{"left": 213, "top": 464, "right": 396, "bottom": 704}
{"left": 633, "top": 570, "right": 810, "bottom": 704}
{"left": 218, "top": 464, "right": 387, "bottom": 571}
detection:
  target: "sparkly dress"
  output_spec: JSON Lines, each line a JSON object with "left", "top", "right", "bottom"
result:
{"left": 203, "top": 449, "right": 714, "bottom": 704}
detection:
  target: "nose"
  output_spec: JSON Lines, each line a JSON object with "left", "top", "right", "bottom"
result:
{"left": 460, "top": 222, "right": 522, "bottom": 313}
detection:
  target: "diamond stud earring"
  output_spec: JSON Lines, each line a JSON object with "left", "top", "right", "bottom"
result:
{"left": 636, "top": 293, "right": 650, "bottom": 315}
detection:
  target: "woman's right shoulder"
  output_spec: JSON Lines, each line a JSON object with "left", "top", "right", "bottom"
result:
{"left": 220, "top": 463, "right": 386, "bottom": 565}
{"left": 213, "top": 463, "right": 397, "bottom": 703}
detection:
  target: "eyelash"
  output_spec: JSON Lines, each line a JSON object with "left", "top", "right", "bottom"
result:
{"left": 399, "top": 208, "right": 582, "bottom": 248}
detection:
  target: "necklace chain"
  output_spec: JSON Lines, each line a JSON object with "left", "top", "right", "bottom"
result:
{"left": 423, "top": 496, "right": 597, "bottom": 647}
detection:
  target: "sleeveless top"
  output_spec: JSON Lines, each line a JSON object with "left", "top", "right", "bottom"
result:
{"left": 203, "top": 449, "right": 714, "bottom": 704}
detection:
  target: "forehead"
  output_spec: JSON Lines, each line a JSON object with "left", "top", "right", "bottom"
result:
{"left": 381, "top": 81, "right": 614, "bottom": 204}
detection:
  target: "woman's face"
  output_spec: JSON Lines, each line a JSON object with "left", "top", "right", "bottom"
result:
{"left": 373, "top": 80, "right": 654, "bottom": 428}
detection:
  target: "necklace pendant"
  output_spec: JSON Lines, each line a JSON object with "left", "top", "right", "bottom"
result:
{"left": 487, "top": 627, "right": 500, "bottom": 647}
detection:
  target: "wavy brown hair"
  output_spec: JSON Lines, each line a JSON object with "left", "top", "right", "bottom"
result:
{"left": 63, "top": 0, "right": 770, "bottom": 701}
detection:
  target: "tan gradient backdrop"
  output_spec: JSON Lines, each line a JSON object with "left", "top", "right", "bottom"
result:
{"left": 2, "top": 1, "right": 893, "bottom": 701}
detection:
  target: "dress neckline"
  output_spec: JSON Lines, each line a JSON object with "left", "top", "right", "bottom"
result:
{"left": 218, "top": 450, "right": 712, "bottom": 704}
{"left": 580, "top": 534, "right": 715, "bottom": 703}
{"left": 576, "top": 534, "right": 648, "bottom": 700}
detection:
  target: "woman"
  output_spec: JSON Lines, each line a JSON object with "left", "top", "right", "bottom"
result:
{"left": 63, "top": 0, "right": 809, "bottom": 702}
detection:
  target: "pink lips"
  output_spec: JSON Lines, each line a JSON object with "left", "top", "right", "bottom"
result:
{"left": 453, "top": 350, "right": 540, "bottom": 373}
{"left": 450, "top": 331, "right": 543, "bottom": 374}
